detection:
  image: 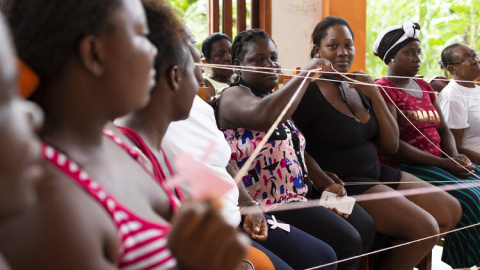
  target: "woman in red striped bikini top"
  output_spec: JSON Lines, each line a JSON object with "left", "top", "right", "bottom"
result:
{"left": 0, "top": 0, "right": 248, "bottom": 269}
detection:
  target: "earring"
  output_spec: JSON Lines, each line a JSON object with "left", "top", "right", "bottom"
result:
{"left": 391, "top": 59, "right": 395, "bottom": 63}
{"left": 316, "top": 54, "right": 320, "bottom": 58}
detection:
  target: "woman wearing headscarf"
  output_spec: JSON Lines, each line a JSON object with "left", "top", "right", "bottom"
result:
{"left": 374, "top": 21, "right": 480, "bottom": 268}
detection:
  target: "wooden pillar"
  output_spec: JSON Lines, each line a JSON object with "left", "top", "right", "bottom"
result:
{"left": 237, "top": 0, "right": 247, "bottom": 33}
{"left": 208, "top": 0, "right": 220, "bottom": 34}
{"left": 322, "top": 0, "right": 366, "bottom": 71}
{"left": 222, "top": 0, "right": 233, "bottom": 38}
{"left": 250, "top": 0, "right": 271, "bottom": 36}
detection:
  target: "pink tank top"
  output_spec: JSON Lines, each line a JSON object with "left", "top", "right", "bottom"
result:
{"left": 115, "top": 126, "right": 184, "bottom": 211}
{"left": 42, "top": 128, "right": 176, "bottom": 270}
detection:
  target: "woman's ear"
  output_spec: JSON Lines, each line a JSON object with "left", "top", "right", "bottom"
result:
{"left": 167, "top": 65, "right": 182, "bottom": 91}
{"left": 78, "top": 35, "right": 105, "bottom": 77}
{"left": 447, "top": 65, "right": 456, "bottom": 76}
{"left": 313, "top": 45, "right": 320, "bottom": 56}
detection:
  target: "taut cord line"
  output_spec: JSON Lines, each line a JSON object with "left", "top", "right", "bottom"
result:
{"left": 198, "top": 62, "right": 480, "bottom": 85}
{"left": 331, "top": 66, "right": 480, "bottom": 180}
{"left": 198, "top": 62, "right": 480, "bottom": 99}
{"left": 232, "top": 68, "right": 322, "bottom": 184}
{"left": 201, "top": 61, "right": 480, "bottom": 268}
{"left": 302, "top": 221, "right": 480, "bottom": 270}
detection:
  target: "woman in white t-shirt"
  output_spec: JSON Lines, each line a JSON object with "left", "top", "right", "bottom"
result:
{"left": 438, "top": 43, "right": 480, "bottom": 163}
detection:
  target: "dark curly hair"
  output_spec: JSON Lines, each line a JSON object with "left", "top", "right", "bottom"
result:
{"left": 440, "top": 43, "right": 462, "bottom": 69}
{"left": 231, "top": 28, "right": 275, "bottom": 65}
{"left": 311, "top": 16, "right": 354, "bottom": 58}
{"left": 1, "top": 0, "right": 122, "bottom": 98}
{"left": 201, "top": 32, "right": 232, "bottom": 60}
{"left": 142, "top": 0, "right": 189, "bottom": 77}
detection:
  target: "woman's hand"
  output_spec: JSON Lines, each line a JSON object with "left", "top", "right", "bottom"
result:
{"left": 169, "top": 199, "right": 249, "bottom": 270}
{"left": 324, "top": 183, "right": 349, "bottom": 219}
{"left": 304, "top": 58, "right": 332, "bottom": 79}
{"left": 242, "top": 209, "right": 268, "bottom": 242}
{"left": 440, "top": 155, "right": 475, "bottom": 178}
{"left": 346, "top": 71, "right": 379, "bottom": 99}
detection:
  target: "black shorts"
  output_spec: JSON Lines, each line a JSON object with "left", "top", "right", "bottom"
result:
{"left": 343, "top": 164, "right": 402, "bottom": 196}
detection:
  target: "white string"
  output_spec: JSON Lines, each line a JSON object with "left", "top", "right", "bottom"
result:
{"left": 232, "top": 68, "right": 322, "bottom": 184}
{"left": 303, "top": 221, "right": 480, "bottom": 270}
{"left": 203, "top": 61, "right": 480, "bottom": 267}
{"left": 198, "top": 62, "right": 480, "bottom": 100}
{"left": 333, "top": 68, "right": 480, "bottom": 180}
{"left": 199, "top": 62, "right": 479, "bottom": 85}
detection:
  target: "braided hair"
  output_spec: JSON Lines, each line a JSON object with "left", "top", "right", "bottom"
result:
{"left": 311, "top": 16, "right": 354, "bottom": 58}
{"left": 440, "top": 43, "right": 462, "bottom": 70}
{"left": 201, "top": 32, "right": 232, "bottom": 60}
{"left": 231, "top": 28, "right": 275, "bottom": 65}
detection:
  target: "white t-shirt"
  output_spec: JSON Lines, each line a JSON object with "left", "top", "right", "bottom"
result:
{"left": 162, "top": 96, "right": 241, "bottom": 226}
{"left": 438, "top": 79, "right": 480, "bottom": 152}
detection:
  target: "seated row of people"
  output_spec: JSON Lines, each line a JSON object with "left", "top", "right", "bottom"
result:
{"left": 0, "top": 0, "right": 479, "bottom": 268}
{"left": 203, "top": 17, "right": 480, "bottom": 269}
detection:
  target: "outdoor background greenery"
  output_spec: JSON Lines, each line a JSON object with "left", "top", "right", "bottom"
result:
{"left": 169, "top": 0, "right": 479, "bottom": 80}
{"left": 367, "top": 0, "right": 480, "bottom": 80}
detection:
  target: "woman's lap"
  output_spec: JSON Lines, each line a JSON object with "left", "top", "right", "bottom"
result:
{"left": 256, "top": 214, "right": 337, "bottom": 270}
{"left": 266, "top": 204, "right": 374, "bottom": 270}
{"left": 399, "top": 164, "right": 480, "bottom": 268}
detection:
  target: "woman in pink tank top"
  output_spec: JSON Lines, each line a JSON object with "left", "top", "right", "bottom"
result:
{"left": 0, "top": 13, "right": 44, "bottom": 270}
{"left": 0, "top": 0, "right": 248, "bottom": 269}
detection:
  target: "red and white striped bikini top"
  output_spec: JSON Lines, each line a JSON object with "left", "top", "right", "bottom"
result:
{"left": 41, "top": 128, "right": 176, "bottom": 270}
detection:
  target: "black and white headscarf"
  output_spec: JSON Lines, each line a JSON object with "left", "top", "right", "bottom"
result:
{"left": 373, "top": 21, "right": 421, "bottom": 65}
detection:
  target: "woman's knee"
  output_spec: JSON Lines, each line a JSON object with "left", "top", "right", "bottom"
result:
{"left": 443, "top": 193, "right": 462, "bottom": 229}
{"left": 348, "top": 204, "right": 376, "bottom": 252}
{"left": 412, "top": 213, "right": 440, "bottom": 247}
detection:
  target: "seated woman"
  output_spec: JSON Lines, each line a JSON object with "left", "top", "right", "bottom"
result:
{"left": 1, "top": 0, "right": 248, "bottom": 269}
{"left": 0, "top": 13, "right": 43, "bottom": 270}
{"left": 291, "top": 17, "right": 461, "bottom": 269}
{"left": 156, "top": 24, "right": 339, "bottom": 270}
{"left": 437, "top": 43, "right": 480, "bottom": 164}
{"left": 202, "top": 32, "right": 234, "bottom": 96}
{"left": 216, "top": 28, "right": 376, "bottom": 270}
{"left": 114, "top": 7, "right": 279, "bottom": 270}
{"left": 374, "top": 22, "right": 480, "bottom": 268}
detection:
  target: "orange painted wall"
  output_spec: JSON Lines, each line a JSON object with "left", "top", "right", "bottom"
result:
{"left": 322, "top": 0, "right": 366, "bottom": 72}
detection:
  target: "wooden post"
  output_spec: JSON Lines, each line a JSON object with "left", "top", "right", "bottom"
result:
{"left": 322, "top": 0, "right": 366, "bottom": 71}
{"left": 208, "top": 0, "right": 220, "bottom": 34}
{"left": 237, "top": 0, "right": 247, "bottom": 33}
{"left": 222, "top": 0, "right": 233, "bottom": 38}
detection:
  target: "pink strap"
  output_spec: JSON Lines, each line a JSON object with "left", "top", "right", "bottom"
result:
{"left": 113, "top": 126, "right": 184, "bottom": 211}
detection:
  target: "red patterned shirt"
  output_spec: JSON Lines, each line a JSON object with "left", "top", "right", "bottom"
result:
{"left": 376, "top": 77, "right": 442, "bottom": 166}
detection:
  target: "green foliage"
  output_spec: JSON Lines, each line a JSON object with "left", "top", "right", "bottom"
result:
{"left": 366, "top": 0, "right": 479, "bottom": 80}
{"left": 168, "top": 0, "right": 208, "bottom": 51}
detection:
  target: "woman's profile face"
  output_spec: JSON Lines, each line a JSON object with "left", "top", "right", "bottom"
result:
{"left": 237, "top": 38, "right": 281, "bottom": 93}
{"left": 100, "top": 0, "right": 158, "bottom": 115}
{"left": 389, "top": 40, "right": 421, "bottom": 77}
{"left": 0, "top": 23, "right": 44, "bottom": 214}
{"left": 448, "top": 44, "right": 480, "bottom": 81}
{"left": 175, "top": 52, "right": 199, "bottom": 121}
{"left": 316, "top": 24, "right": 355, "bottom": 73}
{"left": 208, "top": 38, "right": 233, "bottom": 78}
{"left": 182, "top": 26, "right": 204, "bottom": 84}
